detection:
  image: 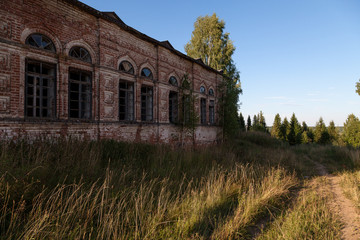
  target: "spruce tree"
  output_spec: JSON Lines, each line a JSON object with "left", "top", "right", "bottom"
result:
{"left": 302, "top": 121, "right": 308, "bottom": 132}
{"left": 342, "top": 114, "right": 360, "bottom": 147}
{"left": 281, "top": 117, "right": 289, "bottom": 142}
{"left": 328, "top": 120, "right": 339, "bottom": 145}
{"left": 314, "top": 117, "right": 330, "bottom": 144}
{"left": 239, "top": 113, "right": 246, "bottom": 132}
{"left": 247, "top": 115, "right": 252, "bottom": 131}
{"left": 271, "top": 114, "right": 282, "bottom": 139}
{"left": 258, "top": 111, "right": 267, "bottom": 132}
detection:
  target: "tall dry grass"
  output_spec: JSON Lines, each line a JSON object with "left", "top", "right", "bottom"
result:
{"left": 0, "top": 131, "right": 354, "bottom": 239}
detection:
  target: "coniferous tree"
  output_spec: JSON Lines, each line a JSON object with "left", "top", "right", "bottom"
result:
{"left": 314, "top": 117, "right": 330, "bottom": 144}
{"left": 281, "top": 117, "right": 289, "bottom": 142}
{"left": 185, "top": 13, "right": 241, "bottom": 139}
{"left": 302, "top": 121, "right": 308, "bottom": 132}
{"left": 258, "top": 111, "right": 267, "bottom": 132}
{"left": 328, "top": 120, "right": 339, "bottom": 145}
{"left": 239, "top": 113, "right": 246, "bottom": 132}
{"left": 342, "top": 114, "right": 360, "bottom": 147}
{"left": 271, "top": 114, "right": 282, "bottom": 139}
{"left": 247, "top": 115, "right": 252, "bottom": 131}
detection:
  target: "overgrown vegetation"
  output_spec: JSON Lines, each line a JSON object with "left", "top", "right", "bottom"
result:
{"left": 1, "top": 132, "right": 357, "bottom": 239}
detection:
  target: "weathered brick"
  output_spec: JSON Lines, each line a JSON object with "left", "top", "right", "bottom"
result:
{"left": 0, "top": 0, "right": 223, "bottom": 145}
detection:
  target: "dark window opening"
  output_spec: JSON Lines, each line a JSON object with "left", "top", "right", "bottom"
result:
{"left": 201, "top": 98, "right": 206, "bottom": 124}
{"left": 169, "top": 76, "right": 178, "bottom": 86}
{"left": 119, "top": 81, "right": 134, "bottom": 121}
{"left": 25, "top": 59, "right": 56, "bottom": 118}
{"left": 68, "top": 68, "right": 92, "bottom": 119}
{"left": 119, "top": 61, "right": 134, "bottom": 74}
{"left": 69, "top": 46, "right": 92, "bottom": 63}
{"left": 141, "top": 68, "right": 153, "bottom": 79}
{"left": 141, "top": 86, "right": 153, "bottom": 121}
{"left": 169, "top": 91, "right": 178, "bottom": 123}
{"left": 209, "top": 88, "right": 214, "bottom": 96}
{"left": 25, "top": 33, "right": 56, "bottom": 52}
{"left": 182, "top": 95, "right": 190, "bottom": 124}
{"left": 209, "top": 100, "right": 215, "bottom": 124}
{"left": 200, "top": 86, "right": 206, "bottom": 94}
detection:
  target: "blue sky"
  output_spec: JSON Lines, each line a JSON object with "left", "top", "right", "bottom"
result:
{"left": 81, "top": 0, "right": 360, "bottom": 126}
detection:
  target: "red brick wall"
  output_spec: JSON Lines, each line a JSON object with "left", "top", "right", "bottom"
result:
{"left": 0, "top": 0, "right": 223, "bottom": 145}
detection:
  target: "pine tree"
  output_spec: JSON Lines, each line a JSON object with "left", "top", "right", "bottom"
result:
{"left": 247, "top": 115, "right": 252, "bottom": 131}
{"left": 314, "top": 117, "right": 330, "bottom": 144}
{"left": 271, "top": 114, "right": 282, "bottom": 139}
{"left": 239, "top": 113, "right": 246, "bottom": 132}
{"left": 185, "top": 13, "right": 241, "bottom": 139}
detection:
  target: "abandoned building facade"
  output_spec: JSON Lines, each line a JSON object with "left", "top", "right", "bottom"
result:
{"left": 0, "top": 0, "right": 224, "bottom": 144}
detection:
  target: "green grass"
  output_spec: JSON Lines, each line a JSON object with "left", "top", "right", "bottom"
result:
{"left": 0, "top": 131, "right": 356, "bottom": 239}
{"left": 257, "top": 177, "right": 342, "bottom": 240}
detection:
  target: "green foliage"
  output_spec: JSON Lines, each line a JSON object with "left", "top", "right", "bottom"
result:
{"left": 356, "top": 79, "right": 360, "bottom": 96}
{"left": 185, "top": 13, "right": 234, "bottom": 71}
{"left": 247, "top": 115, "right": 252, "bottom": 131}
{"left": 314, "top": 117, "right": 330, "bottom": 144}
{"left": 185, "top": 13, "right": 241, "bottom": 139}
{"left": 177, "top": 74, "right": 199, "bottom": 136}
{"left": 239, "top": 113, "right": 246, "bottom": 132}
{"left": 281, "top": 117, "right": 289, "bottom": 142}
{"left": 287, "top": 113, "right": 302, "bottom": 145}
{"left": 328, "top": 120, "right": 339, "bottom": 145}
{"left": 251, "top": 111, "right": 268, "bottom": 132}
{"left": 342, "top": 114, "right": 360, "bottom": 147}
{"left": 271, "top": 113, "right": 282, "bottom": 139}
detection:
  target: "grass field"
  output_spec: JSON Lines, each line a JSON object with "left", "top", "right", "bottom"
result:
{"left": 0, "top": 132, "right": 358, "bottom": 239}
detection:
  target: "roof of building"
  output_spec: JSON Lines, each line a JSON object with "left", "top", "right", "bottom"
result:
{"left": 62, "top": 0, "right": 223, "bottom": 75}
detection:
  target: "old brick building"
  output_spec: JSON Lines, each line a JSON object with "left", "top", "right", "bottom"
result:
{"left": 0, "top": 0, "right": 223, "bottom": 144}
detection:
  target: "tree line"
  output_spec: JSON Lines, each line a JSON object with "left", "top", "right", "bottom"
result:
{"left": 238, "top": 112, "right": 360, "bottom": 147}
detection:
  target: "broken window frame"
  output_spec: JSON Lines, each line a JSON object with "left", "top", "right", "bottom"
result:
{"left": 69, "top": 46, "right": 92, "bottom": 63}
{"left": 140, "top": 68, "right": 153, "bottom": 80}
{"left": 25, "top": 59, "right": 56, "bottom": 118}
{"left": 119, "top": 80, "right": 134, "bottom": 121}
{"left": 200, "top": 98, "right": 207, "bottom": 124}
{"left": 119, "top": 61, "right": 134, "bottom": 74}
{"left": 141, "top": 85, "right": 153, "bottom": 121}
{"left": 68, "top": 68, "right": 92, "bottom": 120}
{"left": 25, "top": 33, "right": 56, "bottom": 52}
{"left": 169, "top": 91, "right": 178, "bottom": 123}
{"left": 209, "top": 100, "right": 215, "bottom": 124}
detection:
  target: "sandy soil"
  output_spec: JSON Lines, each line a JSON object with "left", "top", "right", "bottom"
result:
{"left": 314, "top": 162, "right": 360, "bottom": 240}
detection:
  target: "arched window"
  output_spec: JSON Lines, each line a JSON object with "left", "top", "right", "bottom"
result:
{"left": 25, "top": 33, "right": 56, "bottom": 52}
{"left": 209, "top": 88, "right": 214, "bottom": 96}
{"left": 69, "top": 46, "right": 92, "bottom": 63}
{"left": 141, "top": 68, "right": 153, "bottom": 79}
{"left": 169, "top": 76, "right": 178, "bottom": 86}
{"left": 200, "top": 86, "right": 206, "bottom": 94}
{"left": 119, "top": 61, "right": 134, "bottom": 74}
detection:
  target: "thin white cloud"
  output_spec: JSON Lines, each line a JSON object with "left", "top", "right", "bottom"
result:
{"left": 306, "top": 98, "right": 329, "bottom": 102}
{"left": 264, "top": 96, "right": 287, "bottom": 100}
{"left": 279, "top": 102, "right": 303, "bottom": 106}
